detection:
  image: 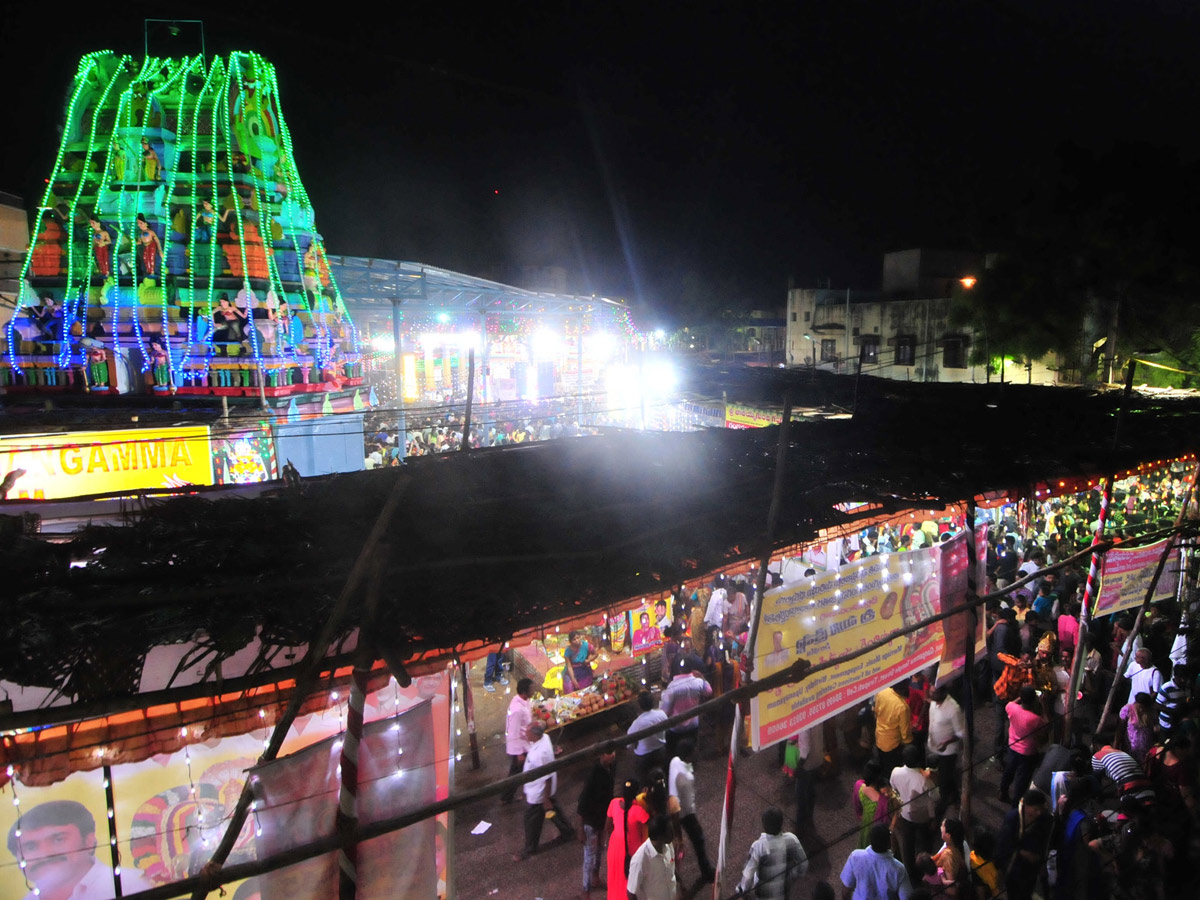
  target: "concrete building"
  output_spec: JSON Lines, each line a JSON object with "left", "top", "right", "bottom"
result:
{"left": 785, "top": 250, "right": 1061, "bottom": 385}
{"left": 0, "top": 192, "right": 28, "bottom": 312}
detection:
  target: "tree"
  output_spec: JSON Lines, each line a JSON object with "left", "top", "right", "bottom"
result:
{"left": 951, "top": 143, "right": 1200, "bottom": 383}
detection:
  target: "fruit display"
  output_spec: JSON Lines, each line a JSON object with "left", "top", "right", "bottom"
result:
{"left": 532, "top": 673, "right": 638, "bottom": 726}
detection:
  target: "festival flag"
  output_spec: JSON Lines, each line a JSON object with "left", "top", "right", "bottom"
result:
{"left": 249, "top": 701, "right": 437, "bottom": 900}
{"left": 713, "top": 702, "right": 741, "bottom": 900}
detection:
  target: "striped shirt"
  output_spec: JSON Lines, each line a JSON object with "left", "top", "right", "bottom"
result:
{"left": 1091, "top": 747, "right": 1153, "bottom": 800}
{"left": 1157, "top": 678, "right": 1187, "bottom": 731}
{"left": 740, "top": 831, "right": 809, "bottom": 900}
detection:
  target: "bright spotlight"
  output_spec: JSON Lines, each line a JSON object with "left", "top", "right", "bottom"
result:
{"left": 589, "top": 332, "right": 618, "bottom": 360}
{"left": 532, "top": 329, "right": 563, "bottom": 361}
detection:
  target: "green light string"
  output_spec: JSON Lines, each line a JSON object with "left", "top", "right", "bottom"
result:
{"left": 262, "top": 50, "right": 327, "bottom": 366}
{"left": 197, "top": 56, "right": 229, "bottom": 386}
{"left": 6, "top": 52, "right": 105, "bottom": 374}
{"left": 244, "top": 103, "right": 298, "bottom": 373}
{"left": 154, "top": 55, "right": 203, "bottom": 382}
{"left": 224, "top": 52, "right": 264, "bottom": 373}
{"left": 122, "top": 55, "right": 184, "bottom": 368}
{"left": 108, "top": 85, "right": 136, "bottom": 354}
{"left": 57, "top": 53, "right": 132, "bottom": 369}
{"left": 256, "top": 54, "right": 323, "bottom": 371}
{"left": 183, "top": 54, "right": 220, "bottom": 385}
{"left": 125, "top": 69, "right": 159, "bottom": 366}
{"left": 237, "top": 57, "right": 293, "bottom": 380}
{"left": 111, "top": 54, "right": 164, "bottom": 365}
{"left": 266, "top": 61, "right": 311, "bottom": 209}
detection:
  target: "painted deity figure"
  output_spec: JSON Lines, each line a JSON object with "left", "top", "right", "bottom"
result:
{"left": 213, "top": 293, "right": 248, "bottom": 355}
{"left": 136, "top": 214, "right": 163, "bottom": 279}
{"left": 302, "top": 242, "right": 321, "bottom": 295}
{"left": 88, "top": 215, "right": 112, "bottom": 277}
{"left": 141, "top": 138, "right": 161, "bottom": 182}
{"left": 198, "top": 197, "right": 238, "bottom": 241}
{"left": 109, "top": 137, "right": 127, "bottom": 181}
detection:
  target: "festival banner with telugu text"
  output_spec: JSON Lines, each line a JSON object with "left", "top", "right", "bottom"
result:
{"left": 749, "top": 536, "right": 967, "bottom": 750}
{"left": 724, "top": 405, "right": 784, "bottom": 429}
{"left": 1094, "top": 538, "right": 1181, "bottom": 617}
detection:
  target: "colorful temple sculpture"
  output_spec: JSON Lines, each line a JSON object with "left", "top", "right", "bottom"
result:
{"left": 4, "top": 51, "right": 362, "bottom": 397}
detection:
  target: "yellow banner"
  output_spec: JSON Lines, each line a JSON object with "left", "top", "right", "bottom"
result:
{"left": 725, "top": 405, "right": 783, "bottom": 429}
{"left": 0, "top": 427, "right": 214, "bottom": 500}
{"left": 750, "top": 542, "right": 949, "bottom": 750}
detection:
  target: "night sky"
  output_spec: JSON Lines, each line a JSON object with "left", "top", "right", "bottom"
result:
{"left": 5, "top": 2, "right": 1200, "bottom": 323}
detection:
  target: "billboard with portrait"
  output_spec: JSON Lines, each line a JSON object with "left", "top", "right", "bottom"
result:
{"left": 0, "top": 670, "right": 453, "bottom": 900}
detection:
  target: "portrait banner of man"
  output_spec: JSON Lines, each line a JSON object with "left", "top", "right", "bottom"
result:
{"left": 3, "top": 781, "right": 153, "bottom": 900}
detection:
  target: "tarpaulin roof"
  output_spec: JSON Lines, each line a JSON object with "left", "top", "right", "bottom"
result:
{"left": 3, "top": 371, "right": 1197, "bottom": 724}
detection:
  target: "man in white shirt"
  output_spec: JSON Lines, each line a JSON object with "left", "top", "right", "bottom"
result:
{"left": 629, "top": 691, "right": 668, "bottom": 782}
{"left": 627, "top": 815, "right": 678, "bottom": 900}
{"left": 927, "top": 682, "right": 965, "bottom": 816}
{"left": 793, "top": 724, "right": 824, "bottom": 829}
{"left": 1125, "top": 648, "right": 1162, "bottom": 700}
{"left": 501, "top": 678, "right": 534, "bottom": 804}
{"left": 889, "top": 745, "right": 934, "bottom": 876}
{"left": 515, "top": 720, "right": 574, "bottom": 860}
{"left": 763, "top": 630, "right": 791, "bottom": 672}
{"left": 704, "top": 585, "right": 729, "bottom": 631}
{"left": 668, "top": 739, "right": 715, "bottom": 883}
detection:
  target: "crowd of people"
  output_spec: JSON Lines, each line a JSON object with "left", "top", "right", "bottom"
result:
{"left": 507, "top": 671, "right": 810, "bottom": 900}
{"left": 486, "top": 466, "right": 1197, "bottom": 900}
{"left": 362, "top": 411, "right": 600, "bottom": 466}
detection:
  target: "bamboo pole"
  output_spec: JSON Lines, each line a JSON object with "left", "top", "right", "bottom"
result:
{"left": 190, "top": 474, "right": 410, "bottom": 900}
{"left": 459, "top": 659, "right": 481, "bottom": 770}
{"left": 460, "top": 347, "right": 475, "bottom": 452}
{"left": 1063, "top": 360, "right": 1136, "bottom": 741}
{"left": 961, "top": 500, "right": 978, "bottom": 828}
{"left": 716, "top": 394, "right": 793, "bottom": 898}
{"left": 745, "top": 392, "right": 794, "bottom": 666}
{"left": 334, "top": 553, "right": 386, "bottom": 900}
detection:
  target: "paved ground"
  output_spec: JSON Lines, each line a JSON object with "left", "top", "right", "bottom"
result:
{"left": 449, "top": 665, "right": 1013, "bottom": 900}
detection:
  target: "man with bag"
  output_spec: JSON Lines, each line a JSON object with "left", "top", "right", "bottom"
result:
{"left": 514, "top": 720, "right": 575, "bottom": 860}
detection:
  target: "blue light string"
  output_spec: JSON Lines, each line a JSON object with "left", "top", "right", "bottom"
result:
{"left": 181, "top": 55, "right": 220, "bottom": 385}
{"left": 6, "top": 53, "right": 106, "bottom": 376}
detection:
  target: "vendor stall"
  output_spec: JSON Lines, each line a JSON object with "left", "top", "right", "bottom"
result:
{"left": 510, "top": 600, "right": 675, "bottom": 727}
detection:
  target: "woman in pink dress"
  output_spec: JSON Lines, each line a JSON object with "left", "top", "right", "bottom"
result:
{"left": 604, "top": 779, "right": 647, "bottom": 900}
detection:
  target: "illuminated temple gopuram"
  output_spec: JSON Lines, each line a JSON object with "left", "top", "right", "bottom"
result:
{"left": 4, "top": 50, "right": 362, "bottom": 398}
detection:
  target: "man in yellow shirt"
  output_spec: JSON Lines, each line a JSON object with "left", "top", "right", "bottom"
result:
{"left": 874, "top": 679, "right": 913, "bottom": 777}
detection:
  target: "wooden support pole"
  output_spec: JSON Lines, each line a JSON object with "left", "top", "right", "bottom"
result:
{"left": 1063, "top": 360, "right": 1136, "bottom": 742}
{"left": 961, "top": 501, "right": 978, "bottom": 828}
{"left": 190, "top": 474, "right": 410, "bottom": 900}
{"left": 460, "top": 347, "right": 475, "bottom": 452}
{"left": 459, "top": 659, "right": 481, "bottom": 770}
{"left": 717, "top": 394, "right": 792, "bottom": 898}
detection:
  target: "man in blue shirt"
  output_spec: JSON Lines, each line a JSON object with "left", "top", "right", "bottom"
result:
{"left": 840, "top": 823, "right": 911, "bottom": 900}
